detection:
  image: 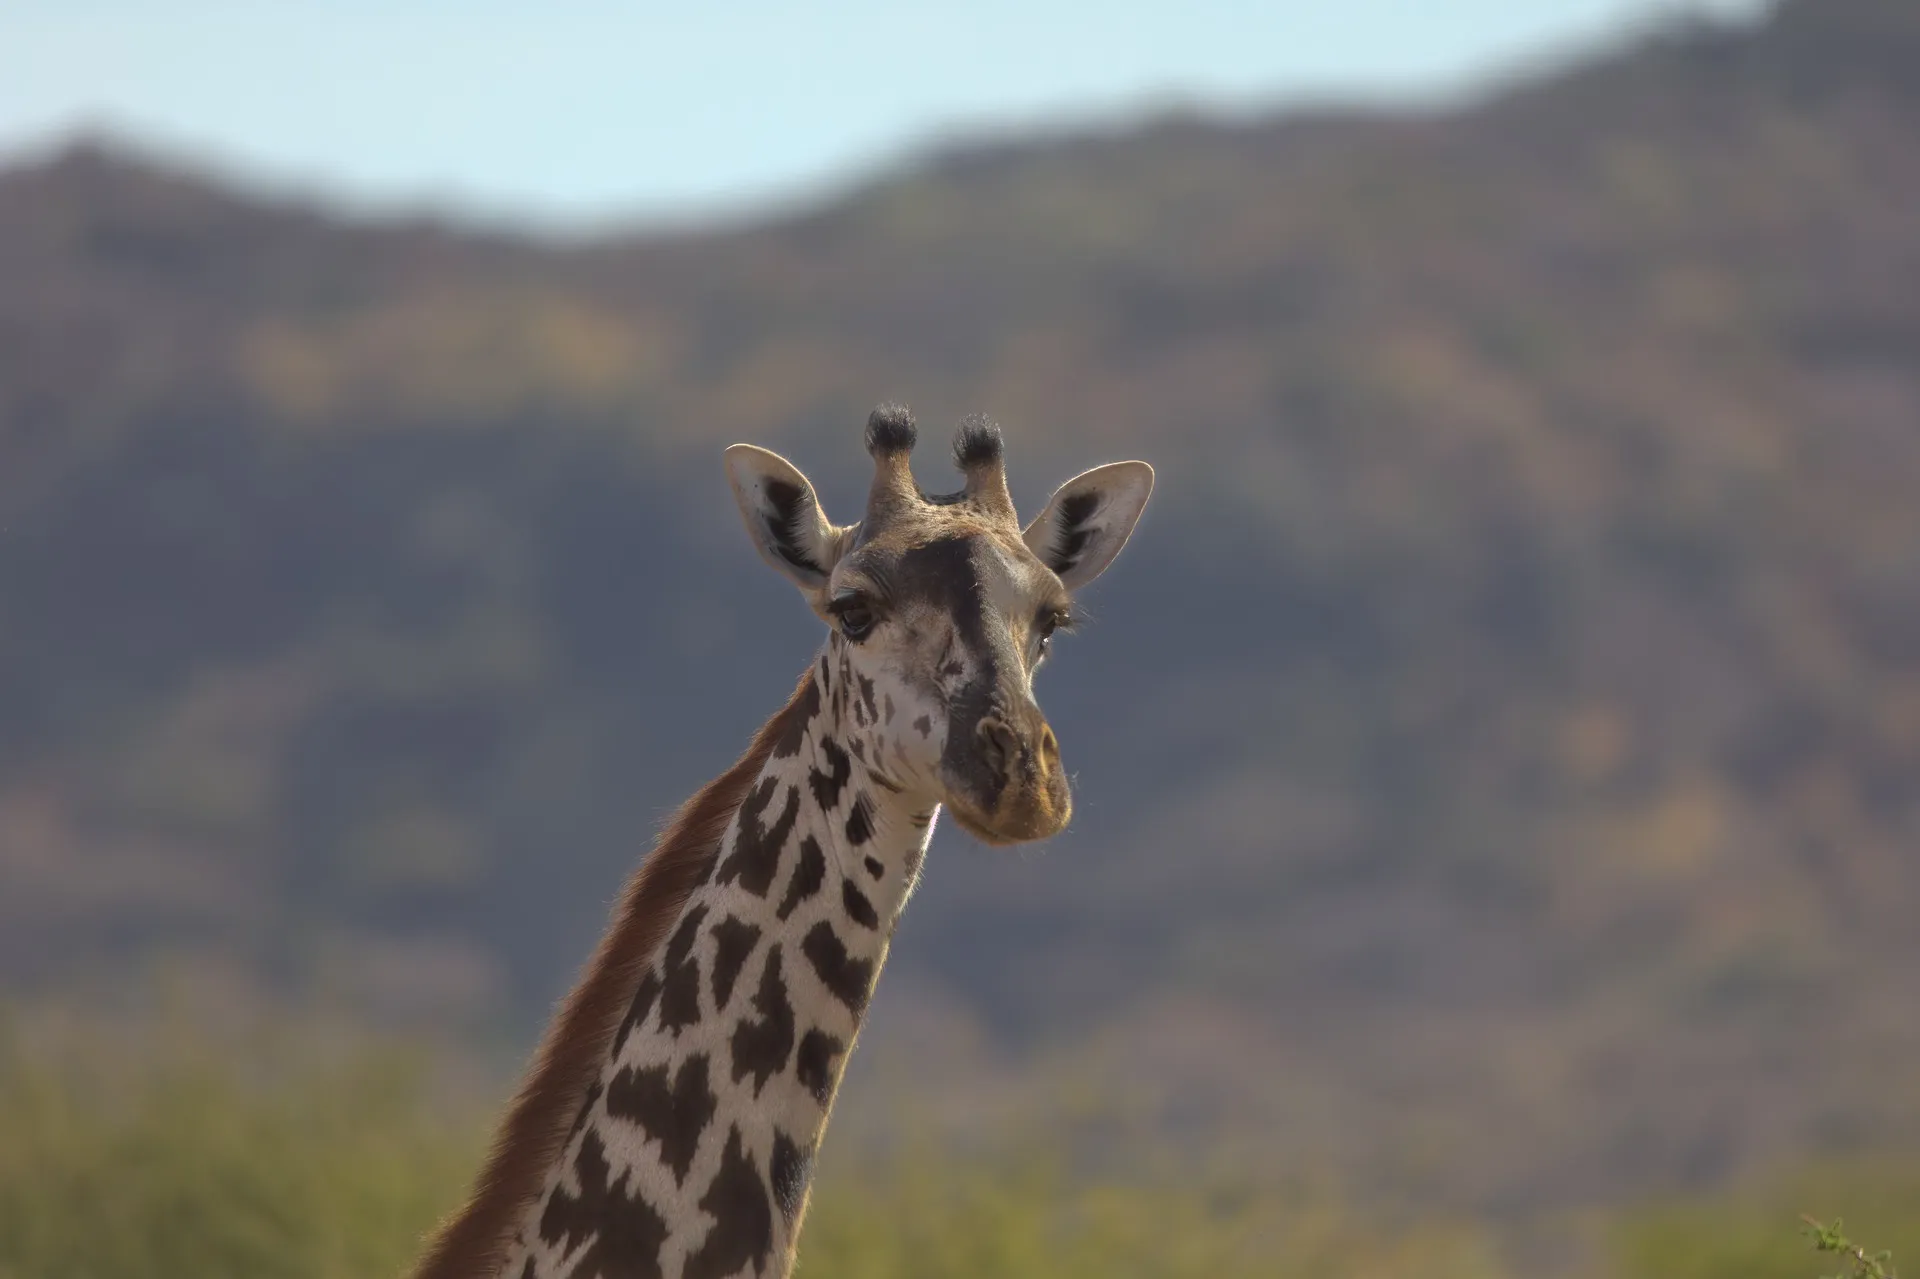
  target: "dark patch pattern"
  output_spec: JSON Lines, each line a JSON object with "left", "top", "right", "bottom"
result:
{"left": 657, "top": 905, "right": 709, "bottom": 1035}
{"left": 537, "top": 1129, "right": 670, "bottom": 1279}
{"left": 802, "top": 921, "right": 875, "bottom": 1012}
{"left": 715, "top": 777, "right": 800, "bottom": 897}
{"left": 771, "top": 677, "right": 819, "bottom": 760}
{"left": 865, "top": 856, "right": 883, "bottom": 878}
{"left": 612, "top": 968, "right": 662, "bottom": 1060}
{"left": 775, "top": 835, "right": 826, "bottom": 922}
{"left": 730, "top": 947, "right": 797, "bottom": 1094}
{"left": 913, "top": 714, "right": 932, "bottom": 737}
{"left": 808, "top": 739, "right": 851, "bottom": 814}
{"left": 795, "top": 1029, "right": 845, "bottom": 1105}
{"left": 682, "top": 1127, "right": 776, "bottom": 1279}
{"left": 770, "top": 1132, "right": 812, "bottom": 1224}
{"left": 709, "top": 915, "right": 761, "bottom": 1011}
{"left": 844, "top": 794, "right": 875, "bottom": 846}
{"left": 606, "top": 1053, "right": 718, "bottom": 1187}
{"left": 841, "top": 878, "right": 879, "bottom": 930}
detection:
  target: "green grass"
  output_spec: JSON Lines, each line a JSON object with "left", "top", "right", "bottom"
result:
{"left": 0, "top": 1030, "right": 477, "bottom": 1279}
{"left": 799, "top": 1156, "right": 1501, "bottom": 1279}
{"left": 0, "top": 1022, "right": 1909, "bottom": 1279}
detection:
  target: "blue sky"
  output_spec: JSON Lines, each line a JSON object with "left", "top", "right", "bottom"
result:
{"left": 0, "top": 0, "right": 1767, "bottom": 229}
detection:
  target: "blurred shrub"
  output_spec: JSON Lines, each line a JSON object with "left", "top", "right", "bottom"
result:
{"left": 0, "top": 1026, "right": 476, "bottom": 1279}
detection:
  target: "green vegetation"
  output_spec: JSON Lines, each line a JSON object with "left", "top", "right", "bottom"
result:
{"left": 0, "top": 1029, "right": 476, "bottom": 1279}
{"left": 800, "top": 1155, "right": 1500, "bottom": 1279}
{"left": 1803, "top": 1217, "right": 1898, "bottom": 1279}
{"left": 0, "top": 1029, "right": 1910, "bottom": 1279}
{"left": 0, "top": 1028, "right": 1498, "bottom": 1279}
{"left": 1612, "top": 1163, "right": 1917, "bottom": 1279}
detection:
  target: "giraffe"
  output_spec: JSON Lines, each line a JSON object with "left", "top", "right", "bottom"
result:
{"left": 412, "top": 404, "right": 1153, "bottom": 1279}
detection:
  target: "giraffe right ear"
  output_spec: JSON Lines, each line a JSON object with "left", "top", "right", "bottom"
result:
{"left": 725, "top": 444, "right": 848, "bottom": 595}
{"left": 1024, "top": 460, "right": 1154, "bottom": 590}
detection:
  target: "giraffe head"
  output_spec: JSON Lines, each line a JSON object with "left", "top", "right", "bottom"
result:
{"left": 725, "top": 404, "right": 1152, "bottom": 846}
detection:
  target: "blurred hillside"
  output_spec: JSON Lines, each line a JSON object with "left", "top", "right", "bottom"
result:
{"left": 2, "top": 0, "right": 1918, "bottom": 1216}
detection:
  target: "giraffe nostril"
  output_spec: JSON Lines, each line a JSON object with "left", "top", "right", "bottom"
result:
{"left": 1040, "top": 727, "right": 1059, "bottom": 762}
{"left": 976, "top": 717, "right": 1019, "bottom": 780}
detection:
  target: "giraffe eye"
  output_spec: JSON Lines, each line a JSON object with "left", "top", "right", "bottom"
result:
{"left": 831, "top": 595, "right": 876, "bottom": 641}
{"left": 1035, "top": 609, "right": 1069, "bottom": 657}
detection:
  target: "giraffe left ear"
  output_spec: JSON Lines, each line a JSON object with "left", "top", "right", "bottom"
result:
{"left": 1023, "top": 461, "right": 1154, "bottom": 590}
{"left": 725, "top": 444, "right": 848, "bottom": 594}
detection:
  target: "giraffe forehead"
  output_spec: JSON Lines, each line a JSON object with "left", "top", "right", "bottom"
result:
{"left": 856, "top": 495, "right": 1018, "bottom": 548}
{"left": 970, "top": 536, "right": 1057, "bottom": 623}
{"left": 855, "top": 530, "right": 1054, "bottom": 627}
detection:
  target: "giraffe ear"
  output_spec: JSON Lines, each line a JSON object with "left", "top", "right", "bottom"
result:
{"left": 1023, "top": 461, "right": 1154, "bottom": 590}
{"left": 725, "top": 445, "right": 848, "bottom": 594}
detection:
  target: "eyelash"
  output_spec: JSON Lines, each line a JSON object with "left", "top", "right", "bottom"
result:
{"left": 829, "top": 593, "right": 878, "bottom": 640}
{"left": 1037, "top": 610, "right": 1074, "bottom": 653}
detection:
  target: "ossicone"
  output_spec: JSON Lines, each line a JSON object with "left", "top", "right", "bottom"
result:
{"left": 953, "top": 413, "right": 1013, "bottom": 516}
{"left": 865, "top": 403, "right": 917, "bottom": 457}
{"left": 951, "top": 414, "right": 1003, "bottom": 470}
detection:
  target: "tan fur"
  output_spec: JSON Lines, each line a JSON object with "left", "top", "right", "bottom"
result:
{"left": 410, "top": 672, "right": 818, "bottom": 1279}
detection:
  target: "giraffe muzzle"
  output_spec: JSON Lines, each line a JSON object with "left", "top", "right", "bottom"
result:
{"left": 946, "top": 713, "right": 1071, "bottom": 845}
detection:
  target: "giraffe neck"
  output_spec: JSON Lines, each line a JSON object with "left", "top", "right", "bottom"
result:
{"left": 504, "top": 656, "right": 936, "bottom": 1279}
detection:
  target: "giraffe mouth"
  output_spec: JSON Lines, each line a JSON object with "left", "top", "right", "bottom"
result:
{"left": 942, "top": 777, "right": 1072, "bottom": 846}
{"left": 946, "top": 803, "right": 1023, "bottom": 847}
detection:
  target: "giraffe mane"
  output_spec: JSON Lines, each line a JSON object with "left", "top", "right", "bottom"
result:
{"left": 411, "top": 670, "right": 820, "bottom": 1279}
